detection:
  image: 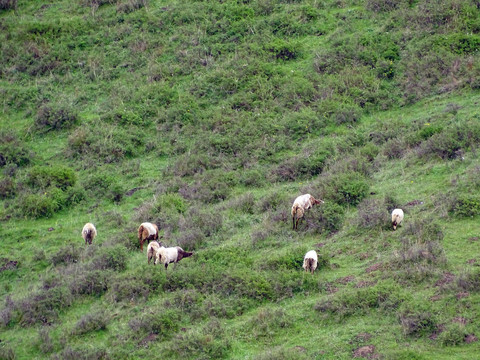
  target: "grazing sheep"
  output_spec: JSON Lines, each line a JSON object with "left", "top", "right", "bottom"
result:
{"left": 138, "top": 222, "right": 158, "bottom": 251}
{"left": 147, "top": 241, "right": 162, "bottom": 264}
{"left": 82, "top": 223, "right": 97, "bottom": 245}
{"left": 302, "top": 250, "right": 318, "bottom": 275}
{"left": 391, "top": 208, "right": 404, "bottom": 230}
{"left": 291, "top": 194, "right": 324, "bottom": 230}
{"left": 155, "top": 246, "right": 193, "bottom": 269}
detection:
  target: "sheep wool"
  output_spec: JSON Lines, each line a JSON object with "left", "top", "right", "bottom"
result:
{"left": 155, "top": 246, "right": 193, "bottom": 269}
{"left": 391, "top": 208, "right": 404, "bottom": 230}
{"left": 138, "top": 222, "right": 159, "bottom": 251}
{"left": 147, "top": 241, "right": 161, "bottom": 264}
{"left": 82, "top": 223, "right": 97, "bottom": 245}
{"left": 291, "top": 194, "right": 324, "bottom": 230}
{"left": 302, "top": 250, "right": 318, "bottom": 275}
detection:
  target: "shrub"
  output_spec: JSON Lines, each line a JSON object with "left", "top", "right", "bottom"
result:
{"left": 18, "top": 192, "right": 61, "bottom": 219}
{"left": 51, "top": 346, "right": 110, "bottom": 360}
{"left": 366, "top": 0, "right": 408, "bottom": 12}
{"left": 0, "top": 0, "right": 17, "bottom": 11}
{"left": 128, "top": 308, "right": 180, "bottom": 338}
{"left": 116, "top": 0, "right": 146, "bottom": 14}
{"left": 37, "top": 327, "right": 54, "bottom": 354}
{"left": 245, "top": 308, "right": 292, "bottom": 340}
{"left": 450, "top": 195, "right": 480, "bottom": 218}
{"left": 19, "top": 286, "right": 73, "bottom": 326}
{"left": 167, "top": 318, "right": 231, "bottom": 359}
{"left": 399, "top": 311, "right": 437, "bottom": 338}
{"left": 34, "top": 105, "right": 78, "bottom": 132}
{"left": 27, "top": 166, "right": 76, "bottom": 191}
{"left": 314, "top": 281, "right": 407, "bottom": 319}
{"left": 303, "top": 202, "right": 345, "bottom": 234}
{"left": 72, "top": 309, "right": 108, "bottom": 335}
{"left": 50, "top": 246, "right": 80, "bottom": 266}
{"left": 438, "top": 323, "right": 466, "bottom": 346}
{"left": 108, "top": 276, "right": 149, "bottom": 303}
{"left": 356, "top": 198, "right": 390, "bottom": 229}
{"left": 323, "top": 171, "right": 370, "bottom": 206}
{"left": 70, "top": 269, "right": 110, "bottom": 297}
{"left": 0, "top": 132, "right": 32, "bottom": 168}
{"left": 0, "top": 178, "right": 16, "bottom": 199}
{"left": 457, "top": 269, "right": 480, "bottom": 293}
{"left": 92, "top": 246, "right": 128, "bottom": 271}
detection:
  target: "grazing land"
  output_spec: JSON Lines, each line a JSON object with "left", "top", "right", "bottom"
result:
{"left": 1, "top": 0, "right": 480, "bottom": 358}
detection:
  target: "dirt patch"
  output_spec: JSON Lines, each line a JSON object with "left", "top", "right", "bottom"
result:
{"left": 353, "top": 345, "right": 377, "bottom": 359}
{"left": 435, "top": 272, "right": 455, "bottom": 287}
{"left": 430, "top": 295, "right": 442, "bottom": 301}
{"left": 467, "top": 259, "right": 477, "bottom": 265}
{"left": 365, "top": 263, "right": 383, "bottom": 273}
{"left": 315, "top": 243, "right": 326, "bottom": 248}
{"left": 293, "top": 346, "right": 306, "bottom": 352}
{"left": 456, "top": 292, "right": 469, "bottom": 300}
{"left": 453, "top": 317, "right": 468, "bottom": 325}
{"left": 327, "top": 284, "right": 339, "bottom": 294}
{"left": 465, "top": 334, "right": 478, "bottom": 344}
{"left": 468, "top": 236, "right": 479, "bottom": 242}
{"left": 0, "top": 259, "right": 18, "bottom": 272}
{"left": 48, "top": 227, "right": 55, "bottom": 231}
{"left": 337, "top": 275, "right": 356, "bottom": 284}
{"left": 355, "top": 281, "right": 377, "bottom": 288}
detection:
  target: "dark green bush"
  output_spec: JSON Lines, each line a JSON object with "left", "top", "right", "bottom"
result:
{"left": 315, "top": 281, "right": 407, "bottom": 319}
{"left": 128, "top": 308, "right": 180, "bottom": 338}
{"left": 323, "top": 171, "right": 370, "bottom": 206}
{"left": 450, "top": 195, "right": 480, "bottom": 217}
{"left": 34, "top": 105, "right": 78, "bottom": 133}
{"left": 72, "top": 309, "right": 108, "bottom": 335}
{"left": 438, "top": 323, "right": 467, "bottom": 346}
{"left": 245, "top": 308, "right": 292, "bottom": 340}
{"left": 19, "top": 286, "right": 73, "bottom": 326}
{"left": 92, "top": 246, "right": 128, "bottom": 271}
{"left": 70, "top": 269, "right": 110, "bottom": 297}
{"left": 0, "top": 178, "right": 16, "bottom": 199}
{"left": 356, "top": 198, "right": 390, "bottom": 229}
{"left": 167, "top": 318, "right": 231, "bottom": 360}
{"left": 0, "top": 0, "right": 17, "bottom": 10}
{"left": 0, "top": 132, "right": 32, "bottom": 168}
{"left": 399, "top": 311, "right": 437, "bottom": 338}
{"left": 27, "top": 166, "right": 76, "bottom": 191}
{"left": 18, "top": 192, "right": 61, "bottom": 219}
{"left": 108, "top": 275, "right": 149, "bottom": 303}
{"left": 50, "top": 246, "right": 80, "bottom": 266}
{"left": 255, "top": 346, "right": 310, "bottom": 360}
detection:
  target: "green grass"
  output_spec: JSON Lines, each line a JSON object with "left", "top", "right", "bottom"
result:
{"left": 1, "top": 0, "right": 480, "bottom": 358}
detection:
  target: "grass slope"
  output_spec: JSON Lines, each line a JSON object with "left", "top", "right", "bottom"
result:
{"left": 1, "top": 0, "right": 480, "bottom": 359}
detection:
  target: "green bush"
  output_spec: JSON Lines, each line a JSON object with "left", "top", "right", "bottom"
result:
{"left": 92, "top": 246, "right": 128, "bottom": 271}
{"left": 34, "top": 105, "right": 78, "bottom": 133}
{"left": 0, "top": 0, "right": 17, "bottom": 10}
{"left": 128, "top": 308, "right": 180, "bottom": 338}
{"left": 0, "top": 132, "right": 32, "bottom": 168}
{"left": 323, "top": 171, "right": 370, "bottom": 206}
{"left": 451, "top": 195, "right": 480, "bottom": 218}
{"left": 399, "top": 310, "right": 437, "bottom": 338}
{"left": 438, "top": 323, "right": 466, "bottom": 346}
{"left": 72, "top": 309, "right": 108, "bottom": 335}
{"left": 19, "top": 192, "right": 60, "bottom": 219}
{"left": 27, "top": 166, "right": 76, "bottom": 190}
{"left": 0, "top": 178, "right": 16, "bottom": 199}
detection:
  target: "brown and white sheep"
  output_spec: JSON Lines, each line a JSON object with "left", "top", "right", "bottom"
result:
{"left": 154, "top": 246, "right": 193, "bottom": 269}
{"left": 82, "top": 223, "right": 97, "bottom": 245}
{"left": 302, "top": 250, "right": 318, "bottom": 274}
{"left": 147, "top": 241, "right": 162, "bottom": 264}
{"left": 391, "top": 208, "right": 404, "bottom": 230}
{"left": 291, "top": 194, "right": 324, "bottom": 230}
{"left": 138, "top": 222, "right": 158, "bottom": 251}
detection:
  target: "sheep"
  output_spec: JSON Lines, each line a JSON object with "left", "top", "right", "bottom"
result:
{"left": 154, "top": 246, "right": 193, "bottom": 269}
{"left": 147, "top": 241, "right": 162, "bottom": 264}
{"left": 82, "top": 223, "right": 97, "bottom": 245}
{"left": 291, "top": 194, "right": 324, "bottom": 230}
{"left": 302, "top": 250, "right": 318, "bottom": 275}
{"left": 391, "top": 208, "right": 404, "bottom": 230}
{"left": 138, "top": 222, "right": 158, "bottom": 251}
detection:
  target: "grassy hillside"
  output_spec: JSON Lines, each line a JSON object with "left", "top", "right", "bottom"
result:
{"left": 1, "top": 0, "right": 480, "bottom": 359}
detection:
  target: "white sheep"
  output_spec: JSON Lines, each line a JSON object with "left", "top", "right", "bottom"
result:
{"left": 138, "top": 222, "right": 158, "bottom": 251}
{"left": 291, "top": 194, "right": 324, "bottom": 230}
{"left": 146, "top": 241, "right": 162, "bottom": 264}
{"left": 302, "top": 250, "right": 318, "bottom": 274}
{"left": 154, "top": 246, "right": 193, "bottom": 269}
{"left": 82, "top": 223, "right": 97, "bottom": 245}
{"left": 391, "top": 208, "right": 404, "bottom": 230}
